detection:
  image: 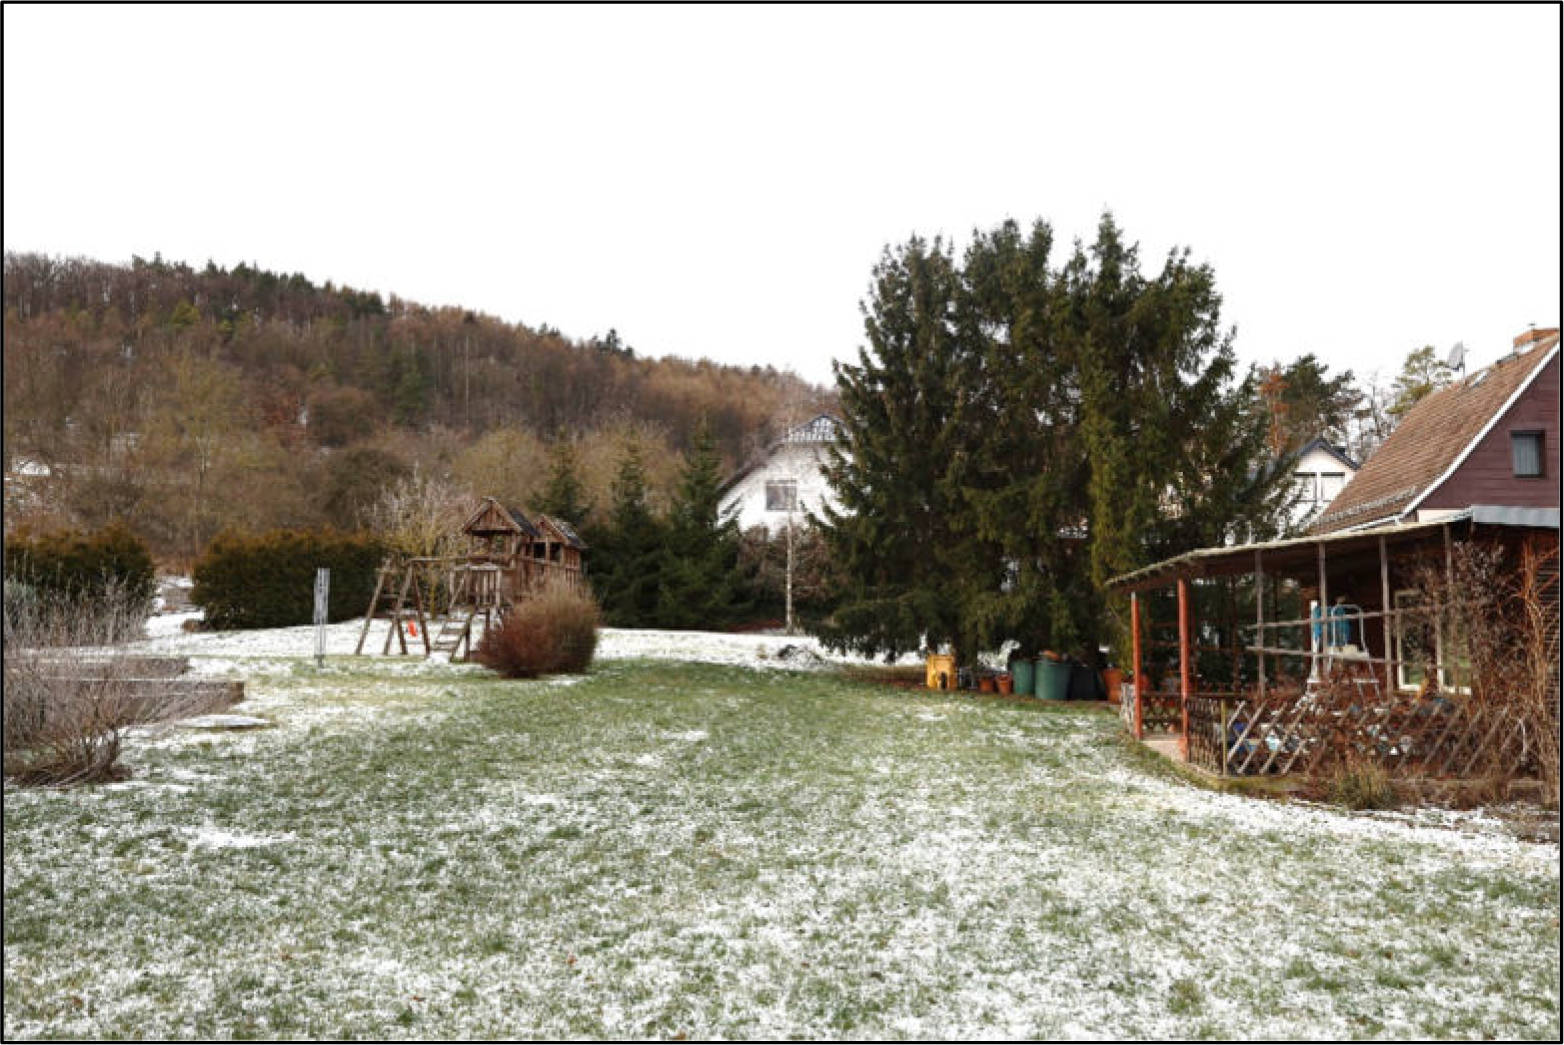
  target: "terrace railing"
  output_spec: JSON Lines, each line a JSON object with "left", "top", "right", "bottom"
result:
{"left": 1185, "top": 686, "right": 1541, "bottom": 778}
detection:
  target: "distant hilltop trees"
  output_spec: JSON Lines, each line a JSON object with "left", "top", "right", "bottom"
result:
{"left": 3, "top": 251, "right": 832, "bottom": 562}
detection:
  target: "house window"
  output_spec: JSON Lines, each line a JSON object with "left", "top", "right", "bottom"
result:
{"left": 765, "top": 479, "right": 798, "bottom": 512}
{"left": 1511, "top": 431, "right": 1544, "bottom": 478}
{"left": 1394, "top": 590, "right": 1433, "bottom": 691}
{"left": 1393, "top": 588, "right": 1470, "bottom": 694}
{"left": 1293, "top": 472, "right": 1318, "bottom": 505}
{"left": 1442, "top": 618, "right": 1472, "bottom": 694}
{"left": 1317, "top": 472, "right": 1346, "bottom": 502}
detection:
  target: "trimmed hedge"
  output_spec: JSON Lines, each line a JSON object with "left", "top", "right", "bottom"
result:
{"left": 192, "top": 530, "right": 385, "bottom": 630}
{"left": 3, "top": 524, "right": 156, "bottom": 614}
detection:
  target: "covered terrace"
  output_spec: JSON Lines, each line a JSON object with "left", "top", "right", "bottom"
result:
{"left": 1106, "top": 508, "right": 1559, "bottom": 779}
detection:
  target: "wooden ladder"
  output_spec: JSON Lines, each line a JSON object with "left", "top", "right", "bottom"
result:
{"left": 430, "top": 606, "right": 480, "bottom": 661}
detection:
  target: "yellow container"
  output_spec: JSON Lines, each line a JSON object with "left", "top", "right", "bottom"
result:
{"left": 926, "top": 653, "right": 957, "bottom": 691}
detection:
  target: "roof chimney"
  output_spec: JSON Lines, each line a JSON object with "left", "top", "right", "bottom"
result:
{"left": 1513, "top": 325, "right": 1560, "bottom": 352}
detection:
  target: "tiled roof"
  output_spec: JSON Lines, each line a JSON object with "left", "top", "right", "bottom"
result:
{"left": 538, "top": 514, "right": 588, "bottom": 550}
{"left": 1313, "top": 334, "right": 1559, "bottom": 533}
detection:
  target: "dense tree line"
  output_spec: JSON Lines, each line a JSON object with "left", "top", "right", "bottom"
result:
{"left": 3, "top": 252, "right": 832, "bottom": 562}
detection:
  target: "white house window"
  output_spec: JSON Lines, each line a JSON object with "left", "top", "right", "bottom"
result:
{"left": 1511, "top": 431, "right": 1543, "bottom": 478}
{"left": 765, "top": 480, "right": 798, "bottom": 512}
{"left": 1293, "top": 472, "right": 1318, "bottom": 505}
{"left": 1317, "top": 472, "right": 1346, "bottom": 502}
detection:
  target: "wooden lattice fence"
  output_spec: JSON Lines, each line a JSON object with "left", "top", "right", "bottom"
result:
{"left": 1138, "top": 690, "right": 1181, "bottom": 735}
{"left": 1185, "top": 687, "right": 1545, "bottom": 778}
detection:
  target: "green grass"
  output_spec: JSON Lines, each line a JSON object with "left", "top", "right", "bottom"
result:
{"left": 4, "top": 658, "right": 1560, "bottom": 1039}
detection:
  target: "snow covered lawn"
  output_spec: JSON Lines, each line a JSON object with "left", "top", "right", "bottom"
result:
{"left": 4, "top": 635, "right": 1559, "bottom": 1038}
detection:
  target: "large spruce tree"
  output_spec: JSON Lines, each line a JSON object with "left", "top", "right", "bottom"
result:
{"left": 818, "top": 215, "right": 1288, "bottom": 663}
{"left": 816, "top": 237, "right": 984, "bottom": 661}
{"left": 655, "top": 419, "right": 750, "bottom": 629}
{"left": 588, "top": 439, "right": 665, "bottom": 626}
{"left": 534, "top": 437, "right": 591, "bottom": 527}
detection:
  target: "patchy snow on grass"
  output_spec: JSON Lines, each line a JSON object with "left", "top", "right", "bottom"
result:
{"left": 185, "top": 826, "right": 293, "bottom": 849}
{"left": 595, "top": 626, "right": 921, "bottom": 671}
{"left": 6, "top": 621, "right": 1558, "bottom": 1039}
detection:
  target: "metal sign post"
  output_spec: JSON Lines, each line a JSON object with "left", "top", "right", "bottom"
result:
{"left": 313, "top": 568, "right": 330, "bottom": 668}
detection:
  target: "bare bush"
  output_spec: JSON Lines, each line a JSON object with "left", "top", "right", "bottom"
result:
{"left": 3, "top": 582, "right": 210, "bottom": 786}
{"left": 1514, "top": 538, "right": 1561, "bottom": 806}
{"left": 1325, "top": 751, "right": 1400, "bottom": 810}
{"left": 475, "top": 581, "right": 600, "bottom": 679}
{"left": 1412, "top": 537, "right": 1561, "bottom": 802}
{"left": 360, "top": 470, "right": 474, "bottom": 610}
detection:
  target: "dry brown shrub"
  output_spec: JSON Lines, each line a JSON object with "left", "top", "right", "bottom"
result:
{"left": 474, "top": 581, "right": 601, "bottom": 678}
{"left": 3, "top": 582, "right": 212, "bottom": 786}
{"left": 1325, "top": 750, "right": 1400, "bottom": 810}
{"left": 1412, "top": 537, "right": 1560, "bottom": 803}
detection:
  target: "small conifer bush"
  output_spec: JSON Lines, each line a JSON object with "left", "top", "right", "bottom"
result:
{"left": 475, "top": 582, "right": 600, "bottom": 678}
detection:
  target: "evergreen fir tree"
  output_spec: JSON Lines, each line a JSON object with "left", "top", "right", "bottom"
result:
{"left": 589, "top": 439, "right": 664, "bottom": 626}
{"left": 816, "top": 236, "right": 981, "bottom": 662}
{"left": 655, "top": 419, "right": 750, "bottom": 629}
{"left": 535, "top": 438, "right": 591, "bottom": 526}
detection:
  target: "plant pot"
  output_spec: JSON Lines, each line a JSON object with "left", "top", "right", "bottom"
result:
{"left": 1103, "top": 668, "right": 1124, "bottom": 704}
{"left": 978, "top": 675, "right": 996, "bottom": 693}
{"left": 996, "top": 674, "right": 1014, "bottom": 695}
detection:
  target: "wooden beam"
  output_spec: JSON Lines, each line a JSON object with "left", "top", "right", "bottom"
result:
{"left": 1132, "top": 593, "right": 1144, "bottom": 740}
{"left": 1315, "top": 541, "right": 1328, "bottom": 680}
{"left": 1178, "top": 576, "right": 1192, "bottom": 758}
{"left": 1380, "top": 534, "right": 1394, "bottom": 694}
{"left": 1255, "top": 548, "right": 1266, "bottom": 697}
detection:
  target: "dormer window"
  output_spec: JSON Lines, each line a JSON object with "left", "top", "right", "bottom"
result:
{"left": 1511, "top": 431, "right": 1544, "bottom": 478}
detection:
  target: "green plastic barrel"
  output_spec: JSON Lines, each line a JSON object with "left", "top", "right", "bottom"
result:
{"left": 1037, "top": 658, "right": 1071, "bottom": 700}
{"left": 1011, "top": 658, "right": 1036, "bottom": 696}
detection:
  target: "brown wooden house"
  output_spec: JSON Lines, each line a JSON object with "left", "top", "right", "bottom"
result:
{"left": 1313, "top": 327, "right": 1559, "bottom": 534}
{"left": 1107, "top": 327, "right": 1560, "bottom": 783}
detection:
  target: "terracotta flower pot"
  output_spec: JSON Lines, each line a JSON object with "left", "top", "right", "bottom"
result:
{"left": 978, "top": 675, "right": 996, "bottom": 693}
{"left": 996, "top": 674, "right": 1014, "bottom": 695}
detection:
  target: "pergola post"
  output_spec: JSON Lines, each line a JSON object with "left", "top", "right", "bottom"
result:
{"left": 1380, "top": 534, "right": 1394, "bottom": 694}
{"left": 1315, "top": 542, "right": 1329, "bottom": 680}
{"left": 1254, "top": 548, "right": 1266, "bottom": 697}
{"left": 1131, "top": 592, "right": 1144, "bottom": 740}
{"left": 1178, "top": 575, "right": 1192, "bottom": 759}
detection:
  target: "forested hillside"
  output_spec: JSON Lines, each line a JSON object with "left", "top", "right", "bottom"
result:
{"left": 3, "top": 252, "right": 831, "bottom": 562}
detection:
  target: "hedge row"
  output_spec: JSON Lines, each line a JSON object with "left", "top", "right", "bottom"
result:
{"left": 192, "top": 530, "right": 385, "bottom": 630}
{"left": 3, "top": 524, "right": 157, "bottom": 613}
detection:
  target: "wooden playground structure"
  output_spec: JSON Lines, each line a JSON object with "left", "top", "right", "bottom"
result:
{"left": 355, "top": 497, "right": 588, "bottom": 660}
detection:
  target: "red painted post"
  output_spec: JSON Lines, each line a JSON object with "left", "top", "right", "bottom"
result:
{"left": 1131, "top": 592, "right": 1144, "bottom": 739}
{"left": 1178, "top": 576, "right": 1192, "bottom": 760}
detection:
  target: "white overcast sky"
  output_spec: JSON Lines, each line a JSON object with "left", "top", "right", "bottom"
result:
{"left": 5, "top": 5, "right": 1559, "bottom": 387}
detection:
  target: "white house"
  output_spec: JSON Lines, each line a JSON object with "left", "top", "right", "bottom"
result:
{"left": 1288, "top": 437, "right": 1359, "bottom": 529}
{"left": 719, "top": 415, "right": 844, "bottom": 534}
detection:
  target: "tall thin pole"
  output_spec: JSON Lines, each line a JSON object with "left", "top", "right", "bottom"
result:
{"left": 1178, "top": 576, "right": 1192, "bottom": 759}
{"left": 1380, "top": 534, "right": 1394, "bottom": 693}
{"left": 1316, "top": 541, "right": 1329, "bottom": 681}
{"left": 313, "top": 567, "right": 330, "bottom": 668}
{"left": 1131, "top": 592, "right": 1144, "bottom": 739}
{"left": 1255, "top": 549, "right": 1266, "bottom": 697}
